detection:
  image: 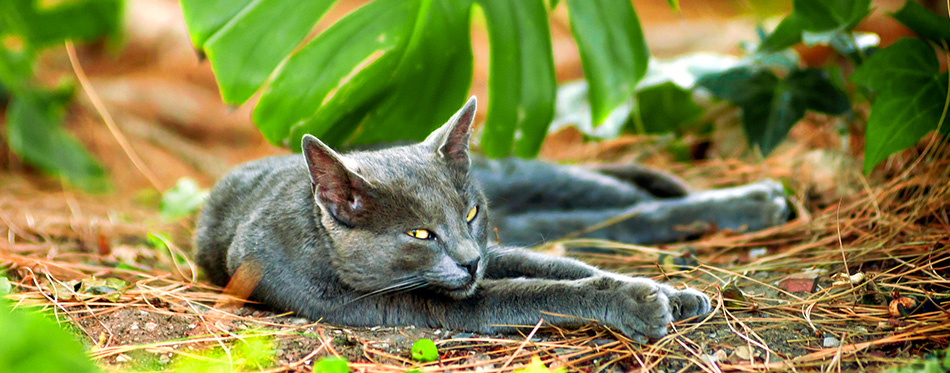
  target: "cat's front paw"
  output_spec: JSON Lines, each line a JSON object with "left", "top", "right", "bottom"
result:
{"left": 664, "top": 286, "right": 711, "bottom": 321}
{"left": 601, "top": 277, "right": 674, "bottom": 341}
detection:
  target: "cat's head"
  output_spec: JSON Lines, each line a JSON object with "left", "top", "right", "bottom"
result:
{"left": 302, "top": 97, "right": 489, "bottom": 299}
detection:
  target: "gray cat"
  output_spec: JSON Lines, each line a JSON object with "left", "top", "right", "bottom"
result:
{"left": 195, "top": 97, "right": 714, "bottom": 341}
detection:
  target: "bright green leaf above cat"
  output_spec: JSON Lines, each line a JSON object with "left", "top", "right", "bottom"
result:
{"left": 566, "top": 0, "right": 649, "bottom": 129}
{"left": 251, "top": 0, "right": 474, "bottom": 151}
{"left": 850, "top": 38, "right": 949, "bottom": 174}
{"left": 0, "top": 0, "right": 123, "bottom": 48}
{"left": 476, "top": 0, "right": 555, "bottom": 158}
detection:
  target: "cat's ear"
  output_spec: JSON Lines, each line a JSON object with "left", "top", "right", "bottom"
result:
{"left": 424, "top": 96, "right": 476, "bottom": 172}
{"left": 302, "top": 134, "right": 372, "bottom": 225}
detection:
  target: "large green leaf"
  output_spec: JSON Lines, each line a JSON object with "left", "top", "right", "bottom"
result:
{"left": 253, "top": 0, "right": 473, "bottom": 151}
{"left": 793, "top": 0, "right": 870, "bottom": 32}
{"left": 6, "top": 90, "right": 108, "bottom": 192}
{"left": 476, "top": 0, "right": 555, "bottom": 158}
{"left": 850, "top": 38, "right": 949, "bottom": 173}
{"left": 566, "top": 0, "right": 649, "bottom": 128}
{"left": 0, "top": 0, "right": 122, "bottom": 48}
{"left": 759, "top": 0, "right": 870, "bottom": 54}
{"left": 184, "top": 0, "right": 336, "bottom": 104}
{"left": 698, "top": 66, "right": 849, "bottom": 155}
{"left": 891, "top": 1, "right": 950, "bottom": 48}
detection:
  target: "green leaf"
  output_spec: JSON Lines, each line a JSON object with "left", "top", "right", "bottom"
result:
{"left": 313, "top": 356, "right": 349, "bottom": 373}
{"left": 850, "top": 38, "right": 949, "bottom": 173}
{"left": 793, "top": 0, "right": 870, "bottom": 32}
{"left": 179, "top": 0, "right": 256, "bottom": 49}
{"left": 191, "top": 0, "right": 335, "bottom": 104}
{"left": 0, "top": 0, "right": 123, "bottom": 48}
{"left": 159, "top": 178, "right": 209, "bottom": 220}
{"left": 0, "top": 300, "right": 100, "bottom": 373}
{"left": 0, "top": 44, "right": 34, "bottom": 93}
{"left": 891, "top": 1, "right": 950, "bottom": 47}
{"left": 476, "top": 0, "right": 555, "bottom": 157}
{"left": 759, "top": 14, "right": 804, "bottom": 53}
{"left": 636, "top": 81, "right": 702, "bottom": 134}
{"left": 253, "top": 0, "right": 474, "bottom": 151}
{"left": 666, "top": 0, "right": 680, "bottom": 12}
{"left": 78, "top": 277, "right": 130, "bottom": 302}
{"left": 566, "top": 0, "right": 649, "bottom": 127}
{"left": 6, "top": 90, "right": 109, "bottom": 192}
{"left": 410, "top": 338, "right": 439, "bottom": 362}
{"left": 698, "top": 66, "right": 849, "bottom": 155}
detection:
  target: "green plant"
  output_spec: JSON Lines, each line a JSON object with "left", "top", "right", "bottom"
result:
{"left": 313, "top": 356, "right": 349, "bottom": 373}
{"left": 172, "top": 335, "right": 276, "bottom": 372}
{"left": 886, "top": 346, "right": 950, "bottom": 373}
{"left": 179, "top": 0, "right": 655, "bottom": 157}
{"left": 0, "top": 298, "right": 100, "bottom": 373}
{"left": 410, "top": 338, "right": 438, "bottom": 362}
{"left": 159, "top": 178, "right": 209, "bottom": 221}
{"left": 0, "top": 0, "right": 123, "bottom": 191}
{"left": 697, "top": 0, "right": 948, "bottom": 172}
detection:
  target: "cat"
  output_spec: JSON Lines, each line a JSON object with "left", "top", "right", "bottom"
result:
{"left": 195, "top": 97, "right": 714, "bottom": 341}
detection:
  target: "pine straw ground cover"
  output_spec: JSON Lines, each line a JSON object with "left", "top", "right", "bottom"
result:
{"left": 1, "top": 139, "right": 948, "bottom": 372}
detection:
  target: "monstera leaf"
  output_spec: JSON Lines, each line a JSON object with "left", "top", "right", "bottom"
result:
{"left": 180, "top": 0, "right": 649, "bottom": 157}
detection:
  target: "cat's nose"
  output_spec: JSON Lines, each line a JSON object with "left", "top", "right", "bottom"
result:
{"left": 460, "top": 258, "right": 480, "bottom": 278}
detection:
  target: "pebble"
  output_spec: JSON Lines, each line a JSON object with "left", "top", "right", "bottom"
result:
{"left": 288, "top": 317, "right": 309, "bottom": 326}
{"left": 145, "top": 322, "right": 158, "bottom": 331}
{"left": 823, "top": 336, "right": 840, "bottom": 348}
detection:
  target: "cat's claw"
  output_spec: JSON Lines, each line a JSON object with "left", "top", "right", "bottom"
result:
{"left": 667, "top": 287, "right": 711, "bottom": 321}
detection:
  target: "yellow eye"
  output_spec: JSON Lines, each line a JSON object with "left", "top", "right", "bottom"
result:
{"left": 466, "top": 206, "right": 478, "bottom": 222}
{"left": 406, "top": 229, "right": 432, "bottom": 240}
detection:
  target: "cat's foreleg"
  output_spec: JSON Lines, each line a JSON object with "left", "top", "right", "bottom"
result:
{"left": 325, "top": 276, "right": 676, "bottom": 342}
{"left": 484, "top": 245, "right": 710, "bottom": 321}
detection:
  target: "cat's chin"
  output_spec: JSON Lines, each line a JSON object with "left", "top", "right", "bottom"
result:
{"left": 441, "top": 281, "right": 478, "bottom": 299}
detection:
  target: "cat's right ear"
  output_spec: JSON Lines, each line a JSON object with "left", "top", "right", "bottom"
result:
{"left": 423, "top": 96, "right": 476, "bottom": 173}
{"left": 302, "top": 134, "right": 372, "bottom": 225}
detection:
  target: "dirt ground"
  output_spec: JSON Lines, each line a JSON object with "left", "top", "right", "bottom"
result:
{"left": 2, "top": 0, "right": 949, "bottom": 372}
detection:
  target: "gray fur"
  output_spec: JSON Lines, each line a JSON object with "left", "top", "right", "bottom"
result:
{"left": 195, "top": 97, "right": 710, "bottom": 340}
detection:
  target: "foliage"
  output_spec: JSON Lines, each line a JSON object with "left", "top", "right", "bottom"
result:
{"left": 410, "top": 338, "right": 439, "bottom": 362}
{"left": 312, "top": 356, "right": 350, "bottom": 373}
{"left": 697, "top": 66, "right": 849, "bottom": 155}
{"left": 160, "top": 178, "right": 209, "bottom": 221}
{"left": 172, "top": 335, "right": 276, "bottom": 372}
{"left": 514, "top": 356, "right": 566, "bottom": 373}
{"left": 851, "top": 38, "right": 949, "bottom": 173}
{"left": 0, "top": 298, "right": 100, "bottom": 373}
{"left": 0, "top": 0, "right": 122, "bottom": 191}
{"left": 886, "top": 346, "right": 950, "bottom": 373}
{"left": 179, "top": 0, "right": 652, "bottom": 157}
{"left": 696, "top": 0, "right": 949, "bottom": 172}
{"left": 46, "top": 276, "right": 130, "bottom": 302}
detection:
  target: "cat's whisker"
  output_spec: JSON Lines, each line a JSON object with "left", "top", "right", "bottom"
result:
{"left": 347, "top": 277, "right": 427, "bottom": 304}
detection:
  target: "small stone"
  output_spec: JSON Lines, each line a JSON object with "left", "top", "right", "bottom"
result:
{"left": 778, "top": 272, "right": 819, "bottom": 293}
{"left": 823, "top": 336, "right": 840, "bottom": 348}
{"left": 129, "top": 323, "right": 139, "bottom": 331}
{"left": 288, "top": 317, "right": 309, "bottom": 326}
{"left": 115, "top": 355, "right": 130, "bottom": 363}
{"left": 144, "top": 322, "right": 157, "bottom": 331}
{"left": 735, "top": 345, "right": 753, "bottom": 360}
{"left": 434, "top": 329, "right": 442, "bottom": 335}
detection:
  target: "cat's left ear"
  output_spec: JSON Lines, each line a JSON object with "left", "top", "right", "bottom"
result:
{"left": 424, "top": 96, "right": 476, "bottom": 172}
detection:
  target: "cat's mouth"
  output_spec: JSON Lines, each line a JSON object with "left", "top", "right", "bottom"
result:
{"left": 443, "top": 280, "right": 477, "bottom": 299}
